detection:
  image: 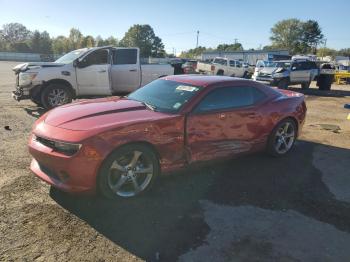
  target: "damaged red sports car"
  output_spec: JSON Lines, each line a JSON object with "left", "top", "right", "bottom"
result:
{"left": 29, "top": 75, "right": 306, "bottom": 198}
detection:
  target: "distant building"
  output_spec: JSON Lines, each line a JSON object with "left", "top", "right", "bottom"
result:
{"left": 200, "top": 50, "right": 290, "bottom": 65}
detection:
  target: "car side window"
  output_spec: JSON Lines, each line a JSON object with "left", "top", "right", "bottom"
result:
{"left": 114, "top": 49, "right": 137, "bottom": 65}
{"left": 194, "top": 86, "right": 266, "bottom": 113}
{"left": 83, "top": 49, "right": 108, "bottom": 66}
{"left": 236, "top": 61, "right": 242, "bottom": 68}
{"left": 229, "top": 60, "right": 236, "bottom": 67}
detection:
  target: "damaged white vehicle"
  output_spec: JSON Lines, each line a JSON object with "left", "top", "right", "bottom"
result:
{"left": 12, "top": 46, "right": 175, "bottom": 108}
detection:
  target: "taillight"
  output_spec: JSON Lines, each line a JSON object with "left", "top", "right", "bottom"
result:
{"left": 211, "top": 65, "right": 215, "bottom": 71}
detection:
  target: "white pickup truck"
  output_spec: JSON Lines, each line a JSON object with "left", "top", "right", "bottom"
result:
{"left": 12, "top": 46, "right": 175, "bottom": 108}
{"left": 196, "top": 57, "right": 251, "bottom": 78}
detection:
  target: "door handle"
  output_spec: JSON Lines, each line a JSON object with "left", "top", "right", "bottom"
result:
{"left": 98, "top": 70, "right": 106, "bottom": 73}
{"left": 129, "top": 69, "right": 137, "bottom": 72}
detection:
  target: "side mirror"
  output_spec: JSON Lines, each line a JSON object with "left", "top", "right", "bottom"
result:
{"left": 73, "top": 59, "right": 78, "bottom": 67}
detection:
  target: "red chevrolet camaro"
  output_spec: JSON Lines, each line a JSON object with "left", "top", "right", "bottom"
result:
{"left": 29, "top": 75, "right": 306, "bottom": 198}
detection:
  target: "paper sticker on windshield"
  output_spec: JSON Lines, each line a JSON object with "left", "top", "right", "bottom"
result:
{"left": 176, "top": 85, "right": 198, "bottom": 92}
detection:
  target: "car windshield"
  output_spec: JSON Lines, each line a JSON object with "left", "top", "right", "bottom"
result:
{"left": 275, "top": 61, "right": 291, "bottom": 68}
{"left": 128, "top": 79, "right": 202, "bottom": 113}
{"left": 55, "top": 49, "right": 87, "bottom": 64}
{"left": 265, "top": 61, "right": 277, "bottom": 67}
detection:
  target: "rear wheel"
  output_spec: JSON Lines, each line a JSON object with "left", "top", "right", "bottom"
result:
{"left": 41, "top": 84, "right": 72, "bottom": 109}
{"left": 98, "top": 144, "right": 159, "bottom": 199}
{"left": 217, "top": 70, "right": 224, "bottom": 76}
{"left": 301, "top": 81, "right": 311, "bottom": 90}
{"left": 267, "top": 119, "right": 297, "bottom": 157}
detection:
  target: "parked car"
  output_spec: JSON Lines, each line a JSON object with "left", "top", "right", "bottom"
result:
{"left": 196, "top": 57, "right": 250, "bottom": 78}
{"left": 182, "top": 60, "right": 198, "bottom": 74}
{"left": 29, "top": 75, "right": 306, "bottom": 198}
{"left": 252, "top": 60, "right": 280, "bottom": 81}
{"left": 12, "top": 46, "right": 176, "bottom": 109}
{"left": 255, "top": 60, "right": 321, "bottom": 89}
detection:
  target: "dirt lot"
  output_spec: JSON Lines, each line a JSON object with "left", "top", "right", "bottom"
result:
{"left": 0, "top": 60, "right": 350, "bottom": 261}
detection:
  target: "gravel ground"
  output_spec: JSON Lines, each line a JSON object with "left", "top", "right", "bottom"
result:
{"left": 0, "top": 61, "right": 350, "bottom": 261}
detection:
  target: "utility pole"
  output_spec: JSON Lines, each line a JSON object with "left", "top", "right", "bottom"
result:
{"left": 234, "top": 38, "right": 238, "bottom": 44}
{"left": 196, "top": 30, "right": 199, "bottom": 48}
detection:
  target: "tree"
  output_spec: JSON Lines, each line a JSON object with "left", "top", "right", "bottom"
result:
{"left": 105, "top": 36, "right": 118, "bottom": 46}
{"left": 337, "top": 48, "right": 350, "bottom": 57}
{"left": 120, "top": 24, "right": 165, "bottom": 57}
{"left": 302, "top": 20, "right": 324, "bottom": 54}
{"left": 316, "top": 47, "right": 337, "bottom": 58}
{"left": 0, "top": 23, "right": 31, "bottom": 44}
{"left": 179, "top": 46, "right": 207, "bottom": 58}
{"left": 270, "top": 19, "right": 324, "bottom": 55}
{"left": 82, "top": 35, "right": 95, "bottom": 48}
{"left": 68, "top": 28, "right": 83, "bottom": 50}
{"left": 30, "top": 31, "right": 52, "bottom": 54}
{"left": 52, "top": 35, "right": 69, "bottom": 54}
{"left": 270, "top": 19, "right": 304, "bottom": 54}
{"left": 217, "top": 43, "right": 243, "bottom": 51}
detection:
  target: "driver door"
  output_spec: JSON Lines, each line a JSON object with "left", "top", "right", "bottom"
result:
{"left": 76, "top": 48, "right": 111, "bottom": 95}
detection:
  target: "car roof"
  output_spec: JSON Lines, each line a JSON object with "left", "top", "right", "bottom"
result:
{"left": 163, "top": 75, "right": 253, "bottom": 87}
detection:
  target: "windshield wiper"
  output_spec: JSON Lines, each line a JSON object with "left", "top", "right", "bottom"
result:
{"left": 142, "top": 102, "right": 157, "bottom": 111}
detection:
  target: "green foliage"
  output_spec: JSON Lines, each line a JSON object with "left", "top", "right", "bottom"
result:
{"left": 217, "top": 43, "right": 243, "bottom": 51}
{"left": 179, "top": 46, "right": 208, "bottom": 58}
{"left": 316, "top": 47, "right": 337, "bottom": 58}
{"left": 119, "top": 24, "right": 165, "bottom": 57}
{"left": 270, "top": 19, "right": 324, "bottom": 55}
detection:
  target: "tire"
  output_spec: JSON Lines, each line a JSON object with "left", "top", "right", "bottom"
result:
{"left": 217, "top": 70, "right": 224, "bottom": 76}
{"left": 301, "top": 81, "right": 311, "bottom": 90}
{"left": 41, "top": 84, "right": 73, "bottom": 109}
{"left": 242, "top": 71, "right": 249, "bottom": 79}
{"left": 30, "top": 96, "right": 43, "bottom": 107}
{"left": 318, "top": 75, "right": 333, "bottom": 91}
{"left": 277, "top": 78, "right": 289, "bottom": 89}
{"left": 267, "top": 118, "right": 297, "bottom": 157}
{"left": 98, "top": 144, "right": 160, "bottom": 199}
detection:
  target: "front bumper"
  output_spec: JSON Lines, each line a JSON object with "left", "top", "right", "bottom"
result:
{"left": 29, "top": 133, "right": 103, "bottom": 194}
{"left": 12, "top": 86, "right": 31, "bottom": 101}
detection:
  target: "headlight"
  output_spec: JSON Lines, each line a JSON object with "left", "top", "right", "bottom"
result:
{"left": 54, "top": 141, "right": 82, "bottom": 155}
{"left": 19, "top": 72, "right": 38, "bottom": 86}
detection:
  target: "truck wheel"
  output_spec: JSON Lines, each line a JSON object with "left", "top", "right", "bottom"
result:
{"left": 242, "top": 71, "right": 249, "bottom": 79}
{"left": 30, "top": 91, "right": 43, "bottom": 107}
{"left": 318, "top": 75, "right": 333, "bottom": 91}
{"left": 301, "top": 81, "right": 311, "bottom": 90}
{"left": 277, "top": 78, "right": 289, "bottom": 89}
{"left": 217, "top": 70, "right": 224, "bottom": 76}
{"left": 41, "top": 84, "right": 73, "bottom": 109}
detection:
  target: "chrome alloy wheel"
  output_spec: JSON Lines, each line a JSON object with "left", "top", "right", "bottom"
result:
{"left": 274, "top": 122, "right": 295, "bottom": 154}
{"left": 47, "top": 88, "right": 69, "bottom": 107}
{"left": 107, "top": 150, "right": 154, "bottom": 197}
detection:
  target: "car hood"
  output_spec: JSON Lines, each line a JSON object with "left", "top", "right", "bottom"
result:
{"left": 13, "top": 62, "right": 65, "bottom": 73}
{"left": 259, "top": 67, "right": 277, "bottom": 75}
{"left": 43, "top": 97, "right": 170, "bottom": 131}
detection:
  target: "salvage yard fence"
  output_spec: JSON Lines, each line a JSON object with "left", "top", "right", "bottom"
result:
{"left": 0, "top": 52, "right": 61, "bottom": 62}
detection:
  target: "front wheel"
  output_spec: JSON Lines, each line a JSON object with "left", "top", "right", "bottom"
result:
{"left": 301, "top": 81, "right": 311, "bottom": 90}
{"left": 267, "top": 119, "right": 297, "bottom": 157}
{"left": 41, "top": 84, "right": 73, "bottom": 109}
{"left": 277, "top": 78, "right": 289, "bottom": 89}
{"left": 98, "top": 144, "right": 159, "bottom": 199}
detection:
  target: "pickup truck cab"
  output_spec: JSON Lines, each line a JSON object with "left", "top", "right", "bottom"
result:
{"left": 12, "top": 46, "right": 175, "bottom": 108}
{"left": 196, "top": 57, "right": 250, "bottom": 78}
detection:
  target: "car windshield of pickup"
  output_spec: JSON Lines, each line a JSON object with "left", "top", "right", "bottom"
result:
{"left": 128, "top": 79, "right": 202, "bottom": 113}
{"left": 55, "top": 49, "right": 87, "bottom": 64}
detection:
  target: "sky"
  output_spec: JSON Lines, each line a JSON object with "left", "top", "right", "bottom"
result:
{"left": 0, "top": 0, "right": 349, "bottom": 54}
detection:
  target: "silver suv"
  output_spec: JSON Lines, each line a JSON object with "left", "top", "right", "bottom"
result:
{"left": 255, "top": 60, "right": 319, "bottom": 89}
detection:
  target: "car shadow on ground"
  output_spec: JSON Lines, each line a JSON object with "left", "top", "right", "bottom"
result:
{"left": 50, "top": 140, "right": 350, "bottom": 261}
